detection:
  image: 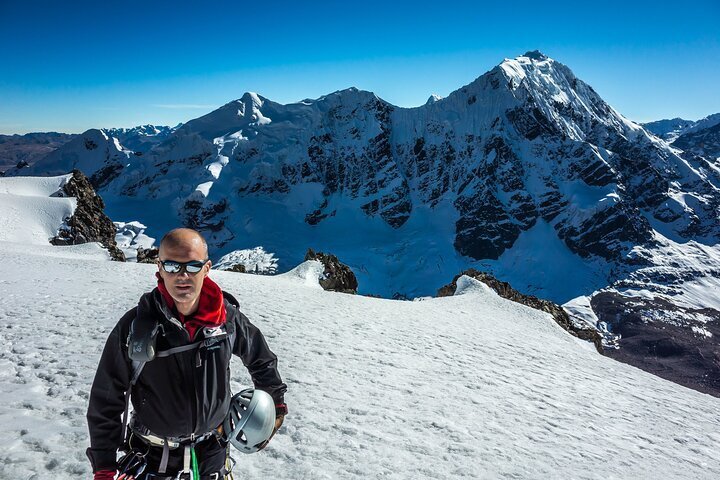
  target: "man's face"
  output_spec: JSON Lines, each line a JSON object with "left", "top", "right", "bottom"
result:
{"left": 157, "top": 236, "right": 212, "bottom": 314}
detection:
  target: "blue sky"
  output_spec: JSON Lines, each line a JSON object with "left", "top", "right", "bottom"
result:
{"left": 1, "top": 0, "right": 718, "bottom": 134}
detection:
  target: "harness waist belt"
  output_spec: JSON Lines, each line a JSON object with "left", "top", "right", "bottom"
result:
{"left": 145, "top": 472, "right": 223, "bottom": 480}
{"left": 129, "top": 414, "right": 220, "bottom": 449}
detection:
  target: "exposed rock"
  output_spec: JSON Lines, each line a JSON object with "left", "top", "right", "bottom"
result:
{"left": 89, "top": 163, "right": 124, "bottom": 190}
{"left": 591, "top": 291, "right": 720, "bottom": 398}
{"left": 438, "top": 269, "right": 602, "bottom": 352}
{"left": 136, "top": 247, "right": 159, "bottom": 264}
{"left": 305, "top": 198, "right": 336, "bottom": 225}
{"left": 506, "top": 104, "right": 559, "bottom": 141}
{"left": 556, "top": 202, "right": 654, "bottom": 260}
{"left": 304, "top": 248, "right": 358, "bottom": 294}
{"left": 226, "top": 263, "right": 247, "bottom": 273}
{"left": 50, "top": 170, "right": 125, "bottom": 261}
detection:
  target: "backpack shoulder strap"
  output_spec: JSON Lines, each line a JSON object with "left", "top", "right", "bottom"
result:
{"left": 221, "top": 294, "right": 239, "bottom": 343}
{"left": 122, "top": 358, "right": 145, "bottom": 443}
{"left": 225, "top": 307, "right": 237, "bottom": 347}
{"left": 122, "top": 300, "right": 237, "bottom": 442}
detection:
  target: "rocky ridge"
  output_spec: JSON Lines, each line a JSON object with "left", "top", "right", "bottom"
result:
{"left": 439, "top": 269, "right": 603, "bottom": 352}
{"left": 51, "top": 170, "right": 125, "bottom": 261}
{"left": 304, "top": 248, "right": 358, "bottom": 294}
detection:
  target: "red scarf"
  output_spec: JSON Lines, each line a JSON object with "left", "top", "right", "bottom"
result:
{"left": 156, "top": 273, "right": 226, "bottom": 340}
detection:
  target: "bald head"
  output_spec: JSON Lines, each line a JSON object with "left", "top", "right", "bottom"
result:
{"left": 157, "top": 228, "right": 211, "bottom": 316}
{"left": 159, "top": 228, "right": 209, "bottom": 259}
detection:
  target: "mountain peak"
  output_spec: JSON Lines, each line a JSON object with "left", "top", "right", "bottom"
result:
{"left": 239, "top": 91, "right": 265, "bottom": 107}
{"left": 495, "top": 51, "right": 561, "bottom": 86}
{"left": 426, "top": 94, "right": 443, "bottom": 105}
{"left": 521, "top": 50, "right": 549, "bottom": 61}
{"left": 317, "top": 87, "right": 383, "bottom": 105}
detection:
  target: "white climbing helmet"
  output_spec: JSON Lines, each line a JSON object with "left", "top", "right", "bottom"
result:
{"left": 223, "top": 388, "right": 276, "bottom": 454}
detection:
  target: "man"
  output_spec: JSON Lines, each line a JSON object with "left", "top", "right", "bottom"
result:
{"left": 86, "top": 228, "right": 287, "bottom": 480}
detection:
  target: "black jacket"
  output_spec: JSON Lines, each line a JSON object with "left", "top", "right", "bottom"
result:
{"left": 86, "top": 288, "right": 287, "bottom": 472}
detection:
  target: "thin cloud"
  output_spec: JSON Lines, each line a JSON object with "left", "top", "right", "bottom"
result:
{"left": 151, "top": 104, "right": 217, "bottom": 110}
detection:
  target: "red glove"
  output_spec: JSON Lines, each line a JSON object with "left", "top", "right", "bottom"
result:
{"left": 275, "top": 403, "right": 288, "bottom": 416}
{"left": 94, "top": 470, "right": 115, "bottom": 480}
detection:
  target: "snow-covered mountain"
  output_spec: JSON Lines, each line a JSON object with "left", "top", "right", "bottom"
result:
{"left": 3, "top": 125, "right": 177, "bottom": 183}
{"left": 0, "top": 131, "right": 76, "bottom": 173}
{"left": 22, "top": 51, "right": 718, "bottom": 297}
{"left": 102, "top": 124, "right": 177, "bottom": 153}
{"left": 644, "top": 113, "right": 720, "bottom": 163}
{"left": 644, "top": 114, "right": 720, "bottom": 142}
{"left": 671, "top": 114, "right": 720, "bottom": 163}
{"left": 8, "top": 51, "right": 720, "bottom": 395}
{"left": 0, "top": 189, "right": 718, "bottom": 478}
{"left": 5, "top": 128, "right": 135, "bottom": 189}
{"left": 642, "top": 117, "right": 696, "bottom": 142}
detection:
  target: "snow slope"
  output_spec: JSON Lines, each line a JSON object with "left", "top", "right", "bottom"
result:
{"left": 215, "top": 246, "right": 279, "bottom": 274}
{"left": 0, "top": 174, "right": 71, "bottom": 243}
{"left": 0, "top": 174, "right": 111, "bottom": 260}
{"left": 0, "top": 243, "right": 718, "bottom": 479}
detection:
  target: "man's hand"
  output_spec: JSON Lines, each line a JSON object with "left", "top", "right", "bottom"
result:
{"left": 274, "top": 414, "right": 285, "bottom": 432}
{"left": 257, "top": 414, "right": 285, "bottom": 451}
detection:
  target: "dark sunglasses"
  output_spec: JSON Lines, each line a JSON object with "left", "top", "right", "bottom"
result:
{"left": 159, "top": 259, "right": 209, "bottom": 274}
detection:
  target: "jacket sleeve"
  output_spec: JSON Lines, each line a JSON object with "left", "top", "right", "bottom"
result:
{"left": 233, "top": 311, "right": 288, "bottom": 407}
{"left": 86, "top": 311, "right": 134, "bottom": 473}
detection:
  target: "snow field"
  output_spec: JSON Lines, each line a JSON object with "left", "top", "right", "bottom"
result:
{"left": 0, "top": 174, "right": 77, "bottom": 246}
{"left": 0, "top": 244, "right": 718, "bottom": 479}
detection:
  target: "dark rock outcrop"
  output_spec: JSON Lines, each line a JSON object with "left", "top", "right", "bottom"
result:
{"left": 50, "top": 170, "right": 125, "bottom": 261}
{"left": 226, "top": 263, "right": 247, "bottom": 273}
{"left": 438, "top": 269, "right": 602, "bottom": 352}
{"left": 136, "top": 247, "right": 159, "bottom": 264}
{"left": 591, "top": 291, "right": 720, "bottom": 398}
{"left": 304, "top": 248, "right": 358, "bottom": 294}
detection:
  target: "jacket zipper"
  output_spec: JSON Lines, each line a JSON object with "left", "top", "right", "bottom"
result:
{"left": 169, "top": 315, "right": 199, "bottom": 435}
{"left": 189, "top": 347, "right": 198, "bottom": 434}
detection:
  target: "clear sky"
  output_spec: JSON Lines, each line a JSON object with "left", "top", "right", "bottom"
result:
{"left": 1, "top": 0, "right": 718, "bottom": 134}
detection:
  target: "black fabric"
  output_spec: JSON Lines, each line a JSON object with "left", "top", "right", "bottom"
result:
{"left": 132, "top": 433, "right": 227, "bottom": 479}
{"left": 86, "top": 289, "right": 287, "bottom": 473}
{"left": 144, "top": 471, "right": 226, "bottom": 480}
